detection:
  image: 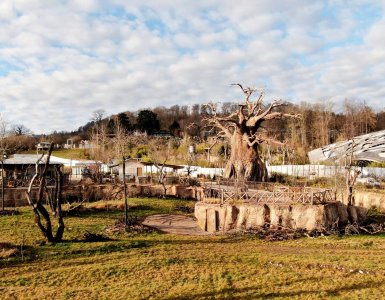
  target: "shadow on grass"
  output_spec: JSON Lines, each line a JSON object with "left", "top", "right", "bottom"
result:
{"left": 131, "top": 204, "right": 158, "bottom": 211}
{"left": 0, "top": 210, "right": 19, "bottom": 216}
{"left": 0, "top": 239, "right": 149, "bottom": 268}
{"left": 0, "top": 233, "right": 227, "bottom": 267}
{"left": 61, "top": 240, "right": 149, "bottom": 257}
{"left": 64, "top": 208, "right": 123, "bottom": 218}
{"left": 169, "top": 280, "right": 383, "bottom": 299}
{"left": 0, "top": 244, "right": 35, "bottom": 268}
{"left": 63, "top": 203, "right": 179, "bottom": 218}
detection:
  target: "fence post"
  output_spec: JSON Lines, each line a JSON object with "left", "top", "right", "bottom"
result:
{"left": 221, "top": 188, "right": 224, "bottom": 205}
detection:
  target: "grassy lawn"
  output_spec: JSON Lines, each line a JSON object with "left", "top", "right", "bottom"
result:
{"left": 51, "top": 149, "right": 90, "bottom": 160}
{"left": 1, "top": 198, "right": 385, "bottom": 299}
{"left": 21, "top": 148, "right": 89, "bottom": 160}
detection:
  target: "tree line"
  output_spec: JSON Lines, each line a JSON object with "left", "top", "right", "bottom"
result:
{"left": 76, "top": 100, "right": 382, "bottom": 143}
{"left": 1, "top": 99, "right": 385, "bottom": 158}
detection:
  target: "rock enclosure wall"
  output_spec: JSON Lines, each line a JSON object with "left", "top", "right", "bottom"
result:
{"left": 3, "top": 184, "right": 204, "bottom": 207}
{"left": 195, "top": 202, "right": 368, "bottom": 233}
{"left": 354, "top": 191, "right": 385, "bottom": 212}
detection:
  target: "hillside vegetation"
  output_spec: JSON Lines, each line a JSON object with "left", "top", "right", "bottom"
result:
{"left": 1, "top": 199, "right": 385, "bottom": 299}
{"left": 51, "top": 148, "right": 90, "bottom": 160}
{"left": 20, "top": 149, "right": 90, "bottom": 160}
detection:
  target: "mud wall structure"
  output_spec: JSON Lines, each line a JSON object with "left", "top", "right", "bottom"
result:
{"left": 354, "top": 191, "right": 385, "bottom": 212}
{"left": 2, "top": 184, "right": 204, "bottom": 207}
{"left": 195, "top": 202, "right": 368, "bottom": 233}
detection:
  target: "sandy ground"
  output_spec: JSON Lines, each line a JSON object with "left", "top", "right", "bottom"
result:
{"left": 142, "top": 214, "right": 211, "bottom": 235}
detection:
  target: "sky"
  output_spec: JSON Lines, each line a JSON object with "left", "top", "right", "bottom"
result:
{"left": 1, "top": 0, "right": 385, "bottom": 134}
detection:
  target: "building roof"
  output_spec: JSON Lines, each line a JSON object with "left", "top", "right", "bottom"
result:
{"left": 72, "top": 161, "right": 101, "bottom": 167}
{"left": 3, "top": 154, "right": 63, "bottom": 165}
{"left": 124, "top": 158, "right": 184, "bottom": 169}
{"left": 308, "top": 129, "right": 385, "bottom": 164}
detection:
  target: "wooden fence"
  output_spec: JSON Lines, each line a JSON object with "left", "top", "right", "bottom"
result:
{"left": 203, "top": 185, "right": 335, "bottom": 205}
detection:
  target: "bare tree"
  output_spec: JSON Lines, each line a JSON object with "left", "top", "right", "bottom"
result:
{"left": 91, "top": 109, "right": 106, "bottom": 125}
{"left": 0, "top": 114, "right": 7, "bottom": 138}
{"left": 111, "top": 118, "right": 131, "bottom": 223}
{"left": 312, "top": 102, "right": 333, "bottom": 147}
{"left": 148, "top": 138, "right": 178, "bottom": 195}
{"left": 204, "top": 84, "right": 300, "bottom": 182}
{"left": 0, "top": 114, "right": 7, "bottom": 212}
{"left": 25, "top": 143, "right": 65, "bottom": 243}
{"left": 344, "top": 138, "right": 361, "bottom": 206}
{"left": 360, "top": 102, "right": 377, "bottom": 135}
{"left": 12, "top": 124, "right": 31, "bottom": 136}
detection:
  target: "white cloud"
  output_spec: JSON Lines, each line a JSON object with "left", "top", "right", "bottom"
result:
{"left": 0, "top": 1, "right": 15, "bottom": 20}
{"left": 0, "top": 0, "right": 384, "bottom": 133}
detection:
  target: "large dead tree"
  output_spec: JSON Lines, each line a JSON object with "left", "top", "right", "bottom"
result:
{"left": 25, "top": 143, "right": 65, "bottom": 242}
{"left": 204, "top": 84, "right": 300, "bottom": 182}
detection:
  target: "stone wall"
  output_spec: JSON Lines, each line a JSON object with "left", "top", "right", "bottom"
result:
{"left": 2, "top": 184, "right": 203, "bottom": 207}
{"left": 195, "top": 202, "right": 368, "bottom": 233}
{"left": 354, "top": 191, "right": 385, "bottom": 212}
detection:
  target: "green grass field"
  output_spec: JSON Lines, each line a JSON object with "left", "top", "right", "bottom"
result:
{"left": 21, "top": 148, "right": 90, "bottom": 160}
{"left": 1, "top": 198, "right": 385, "bottom": 299}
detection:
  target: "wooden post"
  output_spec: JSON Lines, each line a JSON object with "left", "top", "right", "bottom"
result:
{"left": 122, "top": 157, "right": 128, "bottom": 226}
{"left": 221, "top": 188, "right": 224, "bottom": 205}
{"left": 1, "top": 161, "right": 4, "bottom": 212}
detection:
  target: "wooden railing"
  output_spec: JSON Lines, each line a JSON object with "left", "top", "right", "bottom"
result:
{"left": 203, "top": 185, "right": 335, "bottom": 205}
{"left": 215, "top": 179, "right": 276, "bottom": 191}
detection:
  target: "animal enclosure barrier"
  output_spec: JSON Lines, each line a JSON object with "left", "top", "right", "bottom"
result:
{"left": 203, "top": 184, "right": 335, "bottom": 205}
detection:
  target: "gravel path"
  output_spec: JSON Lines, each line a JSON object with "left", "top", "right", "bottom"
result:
{"left": 142, "top": 214, "right": 211, "bottom": 236}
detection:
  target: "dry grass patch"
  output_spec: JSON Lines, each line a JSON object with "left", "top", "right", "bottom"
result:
{"left": 1, "top": 198, "right": 385, "bottom": 299}
{"left": 0, "top": 242, "right": 19, "bottom": 259}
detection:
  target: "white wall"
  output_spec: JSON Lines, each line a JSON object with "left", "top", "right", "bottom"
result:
{"left": 267, "top": 164, "right": 385, "bottom": 179}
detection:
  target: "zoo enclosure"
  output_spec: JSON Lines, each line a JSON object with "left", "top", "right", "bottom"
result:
{"left": 202, "top": 180, "right": 336, "bottom": 205}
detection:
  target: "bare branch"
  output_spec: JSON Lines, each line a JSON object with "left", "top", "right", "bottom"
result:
{"left": 246, "top": 100, "right": 295, "bottom": 126}
{"left": 263, "top": 112, "right": 302, "bottom": 121}
{"left": 202, "top": 103, "right": 233, "bottom": 138}
{"left": 230, "top": 83, "right": 245, "bottom": 93}
{"left": 199, "top": 84, "right": 301, "bottom": 182}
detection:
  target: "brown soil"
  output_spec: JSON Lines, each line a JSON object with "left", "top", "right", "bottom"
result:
{"left": 142, "top": 214, "right": 211, "bottom": 236}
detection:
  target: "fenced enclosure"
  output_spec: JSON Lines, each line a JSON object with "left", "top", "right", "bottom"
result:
{"left": 202, "top": 180, "right": 336, "bottom": 205}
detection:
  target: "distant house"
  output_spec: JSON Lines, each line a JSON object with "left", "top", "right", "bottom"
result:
{"left": 1, "top": 154, "right": 62, "bottom": 187}
{"left": 153, "top": 130, "right": 173, "bottom": 138}
{"left": 63, "top": 139, "right": 74, "bottom": 149}
{"left": 69, "top": 161, "right": 97, "bottom": 182}
{"left": 36, "top": 142, "right": 51, "bottom": 151}
{"left": 118, "top": 158, "right": 183, "bottom": 180}
{"left": 119, "top": 159, "right": 151, "bottom": 179}
{"left": 43, "top": 155, "right": 108, "bottom": 183}
{"left": 79, "top": 140, "right": 92, "bottom": 149}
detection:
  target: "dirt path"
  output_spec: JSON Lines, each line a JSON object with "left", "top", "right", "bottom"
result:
{"left": 142, "top": 214, "right": 211, "bottom": 236}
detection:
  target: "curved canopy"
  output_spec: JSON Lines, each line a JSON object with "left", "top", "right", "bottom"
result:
{"left": 308, "top": 130, "right": 385, "bottom": 164}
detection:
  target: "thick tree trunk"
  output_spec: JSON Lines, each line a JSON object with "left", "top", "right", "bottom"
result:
{"left": 223, "top": 132, "right": 268, "bottom": 182}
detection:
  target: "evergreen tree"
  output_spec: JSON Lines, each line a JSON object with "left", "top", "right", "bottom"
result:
{"left": 169, "top": 120, "right": 181, "bottom": 136}
{"left": 136, "top": 110, "right": 160, "bottom": 135}
{"left": 106, "top": 118, "right": 116, "bottom": 135}
{"left": 117, "top": 113, "right": 132, "bottom": 133}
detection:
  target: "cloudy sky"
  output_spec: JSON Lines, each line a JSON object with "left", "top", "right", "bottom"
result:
{"left": 1, "top": 0, "right": 385, "bottom": 133}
